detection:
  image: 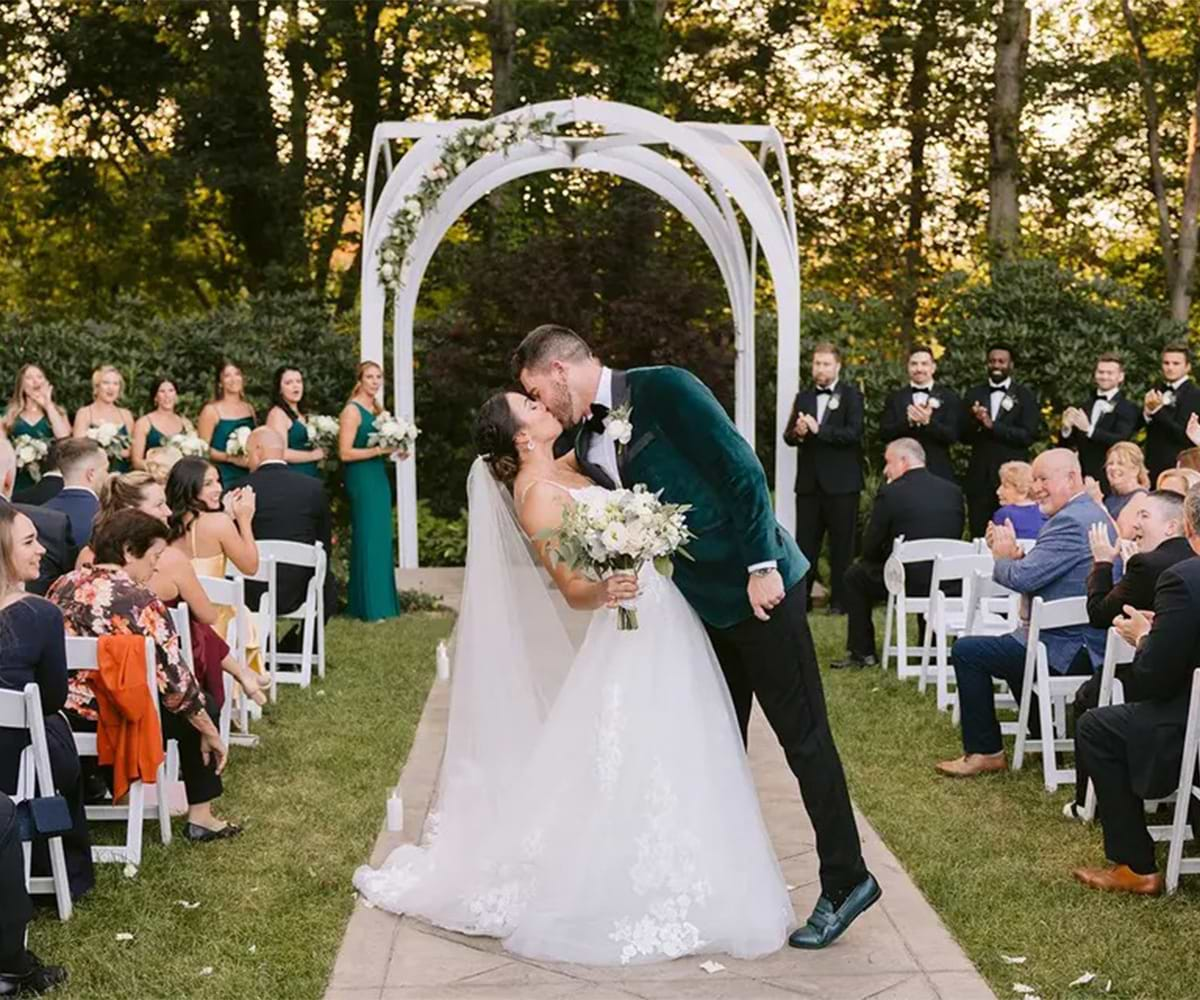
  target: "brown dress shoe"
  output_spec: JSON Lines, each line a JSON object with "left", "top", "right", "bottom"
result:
{"left": 934, "top": 753, "right": 1008, "bottom": 778}
{"left": 1073, "top": 864, "right": 1164, "bottom": 896}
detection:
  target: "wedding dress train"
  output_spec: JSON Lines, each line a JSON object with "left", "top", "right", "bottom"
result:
{"left": 353, "top": 473, "right": 793, "bottom": 966}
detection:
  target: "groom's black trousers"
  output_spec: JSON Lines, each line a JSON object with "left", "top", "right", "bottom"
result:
{"left": 704, "top": 582, "right": 868, "bottom": 899}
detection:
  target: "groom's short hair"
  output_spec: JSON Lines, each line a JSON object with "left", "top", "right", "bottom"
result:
{"left": 512, "top": 324, "right": 593, "bottom": 378}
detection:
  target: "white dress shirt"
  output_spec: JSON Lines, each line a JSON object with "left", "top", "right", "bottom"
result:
{"left": 815, "top": 380, "right": 838, "bottom": 424}
{"left": 1087, "top": 389, "right": 1118, "bottom": 438}
{"left": 586, "top": 367, "right": 622, "bottom": 489}
{"left": 988, "top": 378, "right": 1012, "bottom": 420}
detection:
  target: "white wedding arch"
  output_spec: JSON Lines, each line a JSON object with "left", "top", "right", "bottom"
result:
{"left": 359, "top": 97, "right": 801, "bottom": 568}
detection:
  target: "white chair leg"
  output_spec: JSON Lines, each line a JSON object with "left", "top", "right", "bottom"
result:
{"left": 1166, "top": 703, "right": 1200, "bottom": 892}
{"left": 918, "top": 613, "right": 934, "bottom": 690}
{"left": 156, "top": 764, "right": 172, "bottom": 846}
{"left": 1037, "top": 665, "right": 1059, "bottom": 792}
{"left": 882, "top": 594, "right": 895, "bottom": 673}
{"left": 897, "top": 597, "right": 909, "bottom": 677}
{"left": 1013, "top": 672, "right": 1035, "bottom": 771}
{"left": 126, "top": 782, "right": 145, "bottom": 870}
{"left": 936, "top": 626, "right": 952, "bottom": 711}
{"left": 316, "top": 589, "right": 326, "bottom": 679}
{"left": 46, "top": 835, "right": 72, "bottom": 920}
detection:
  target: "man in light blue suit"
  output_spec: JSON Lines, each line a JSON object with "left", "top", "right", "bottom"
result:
{"left": 936, "top": 448, "right": 1112, "bottom": 777}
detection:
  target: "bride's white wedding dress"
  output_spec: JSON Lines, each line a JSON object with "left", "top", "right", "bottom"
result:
{"left": 353, "top": 467, "right": 793, "bottom": 966}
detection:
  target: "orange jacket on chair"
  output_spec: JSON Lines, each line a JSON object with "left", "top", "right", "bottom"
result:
{"left": 94, "top": 634, "right": 166, "bottom": 802}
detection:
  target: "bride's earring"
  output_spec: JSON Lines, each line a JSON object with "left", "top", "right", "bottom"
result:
{"left": 526, "top": 441, "right": 535, "bottom": 451}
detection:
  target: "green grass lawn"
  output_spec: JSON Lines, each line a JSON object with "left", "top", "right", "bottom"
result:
{"left": 810, "top": 610, "right": 1200, "bottom": 1000}
{"left": 27, "top": 612, "right": 451, "bottom": 1000}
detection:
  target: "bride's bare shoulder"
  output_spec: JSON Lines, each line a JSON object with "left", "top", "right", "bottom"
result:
{"left": 513, "top": 476, "right": 572, "bottom": 535}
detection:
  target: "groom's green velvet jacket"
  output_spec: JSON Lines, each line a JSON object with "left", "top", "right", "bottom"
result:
{"left": 574, "top": 366, "right": 808, "bottom": 628}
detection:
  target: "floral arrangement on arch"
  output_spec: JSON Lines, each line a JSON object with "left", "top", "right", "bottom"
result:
{"left": 377, "top": 112, "right": 558, "bottom": 293}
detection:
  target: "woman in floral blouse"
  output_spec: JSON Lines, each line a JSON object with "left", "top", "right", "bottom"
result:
{"left": 49, "top": 509, "right": 241, "bottom": 842}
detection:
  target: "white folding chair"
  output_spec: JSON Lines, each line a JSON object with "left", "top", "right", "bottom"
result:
{"left": 1, "top": 684, "right": 72, "bottom": 920}
{"left": 1012, "top": 595, "right": 1094, "bottom": 791}
{"left": 881, "top": 537, "right": 976, "bottom": 679}
{"left": 196, "top": 575, "right": 258, "bottom": 748}
{"left": 921, "top": 553, "right": 995, "bottom": 710}
{"left": 1165, "top": 668, "right": 1200, "bottom": 893}
{"left": 950, "top": 571, "right": 1024, "bottom": 727}
{"left": 1082, "top": 628, "right": 1135, "bottom": 821}
{"left": 240, "top": 541, "right": 327, "bottom": 692}
{"left": 66, "top": 636, "right": 170, "bottom": 869}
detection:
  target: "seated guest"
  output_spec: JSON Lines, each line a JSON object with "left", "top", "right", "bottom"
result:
{"left": 144, "top": 444, "right": 182, "bottom": 485}
{"left": 1158, "top": 467, "right": 1200, "bottom": 496}
{"left": 44, "top": 438, "right": 107, "bottom": 548}
{"left": 49, "top": 510, "right": 239, "bottom": 842}
{"left": 0, "top": 437, "right": 73, "bottom": 596}
{"left": 78, "top": 472, "right": 267, "bottom": 706}
{"left": 243, "top": 428, "right": 335, "bottom": 652}
{"left": 1060, "top": 490, "right": 1193, "bottom": 820}
{"left": 936, "top": 449, "right": 1110, "bottom": 778}
{"left": 0, "top": 793, "right": 68, "bottom": 997}
{"left": 0, "top": 506, "right": 94, "bottom": 900}
{"left": 833, "top": 438, "right": 964, "bottom": 668}
{"left": 1070, "top": 488, "right": 1200, "bottom": 895}
{"left": 11, "top": 438, "right": 63, "bottom": 506}
{"left": 1177, "top": 445, "right": 1200, "bottom": 472}
{"left": 1102, "top": 442, "right": 1149, "bottom": 520}
{"left": 991, "top": 460, "right": 1045, "bottom": 540}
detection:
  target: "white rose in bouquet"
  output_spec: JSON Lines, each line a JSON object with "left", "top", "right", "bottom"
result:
{"left": 85, "top": 421, "right": 128, "bottom": 461}
{"left": 302, "top": 414, "right": 340, "bottom": 450}
{"left": 12, "top": 435, "right": 49, "bottom": 482}
{"left": 167, "top": 432, "right": 210, "bottom": 458}
{"left": 224, "top": 425, "right": 252, "bottom": 458}
{"left": 367, "top": 411, "right": 420, "bottom": 460}
{"left": 540, "top": 485, "right": 695, "bottom": 631}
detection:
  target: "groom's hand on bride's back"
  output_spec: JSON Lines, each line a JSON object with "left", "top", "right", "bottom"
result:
{"left": 748, "top": 570, "right": 785, "bottom": 621}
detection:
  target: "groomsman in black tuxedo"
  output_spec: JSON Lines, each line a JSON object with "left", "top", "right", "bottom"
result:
{"left": 783, "top": 342, "right": 864, "bottom": 615}
{"left": 961, "top": 343, "right": 1039, "bottom": 538}
{"left": 1059, "top": 352, "right": 1140, "bottom": 492}
{"left": 879, "top": 345, "right": 960, "bottom": 482}
{"left": 1142, "top": 342, "right": 1200, "bottom": 482}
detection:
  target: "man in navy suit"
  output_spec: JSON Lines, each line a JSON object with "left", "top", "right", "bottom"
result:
{"left": 783, "top": 342, "right": 864, "bottom": 614}
{"left": 44, "top": 438, "right": 107, "bottom": 548}
{"left": 0, "top": 437, "right": 75, "bottom": 595}
{"left": 936, "top": 449, "right": 1111, "bottom": 778}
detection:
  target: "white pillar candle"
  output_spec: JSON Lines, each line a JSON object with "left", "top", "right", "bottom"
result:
{"left": 386, "top": 790, "right": 404, "bottom": 832}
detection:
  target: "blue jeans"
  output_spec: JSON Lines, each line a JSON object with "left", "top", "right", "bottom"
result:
{"left": 953, "top": 633, "right": 1091, "bottom": 756}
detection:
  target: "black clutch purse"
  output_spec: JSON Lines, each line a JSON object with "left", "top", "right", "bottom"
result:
{"left": 15, "top": 796, "right": 73, "bottom": 841}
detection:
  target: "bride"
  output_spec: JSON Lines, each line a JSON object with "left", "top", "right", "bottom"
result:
{"left": 353, "top": 391, "right": 794, "bottom": 966}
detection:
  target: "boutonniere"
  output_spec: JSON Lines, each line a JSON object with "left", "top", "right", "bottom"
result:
{"left": 928, "top": 396, "right": 942, "bottom": 410}
{"left": 1162, "top": 390, "right": 1177, "bottom": 408}
{"left": 604, "top": 402, "right": 633, "bottom": 450}
{"left": 1001, "top": 394, "right": 1015, "bottom": 412}
{"left": 1097, "top": 400, "right": 1114, "bottom": 417}
{"left": 826, "top": 394, "right": 841, "bottom": 411}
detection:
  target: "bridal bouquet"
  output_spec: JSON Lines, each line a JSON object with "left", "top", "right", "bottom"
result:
{"left": 167, "top": 432, "right": 210, "bottom": 458}
{"left": 223, "top": 426, "right": 252, "bottom": 458}
{"left": 13, "top": 435, "right": 49, "bottom": 482}
{"left": 86, "top": 421, "right": 128, "bottom": 461}
{"left": 542, "top": 485, "right": 694, "bottom": 631}
{"left": 367, "top": 411, "right": 419, "bottom": 459}
{"left": 302, "top": 414, "right": 340, "bottom": 450}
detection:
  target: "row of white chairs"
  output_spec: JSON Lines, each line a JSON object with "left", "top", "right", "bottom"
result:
{"left": 2, "top": 538, "right": 329, "bottom": 919}
{"left": 880, "top": 534, "right": 1200, "bottom": 893}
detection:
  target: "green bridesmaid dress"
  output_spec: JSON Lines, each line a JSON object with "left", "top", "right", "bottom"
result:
{"left": 344, "top": 402, "right": 399, "bottom": 622}
{"left": 88, "top": 422, "right": 131, "bottom": 473}
{"left": 285, "top": 414, "right": 320, "bottom": 478}
{"left": 210, "top": 415, "right": 255, "bottom": 490}
{"left": 145, "top": 420, "right": 168, "bottom": 449}
{"left": 11, "top": 414, "right": 52, "bottom": 494}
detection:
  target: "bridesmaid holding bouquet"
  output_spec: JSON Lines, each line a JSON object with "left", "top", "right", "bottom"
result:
{"left": 338, "top": 361, "right": 403, "bottom": 622}
{"left": 72, "top": 366, "right": 134, "bottom": 472}
{"left": 197, "top": 361, "right": 256, "bottom": 491}
{"left": 265, "top": 366, "right": 324, "bottom": 478}
{"left": 3, "top": 364, "right": 71, "bottom": 494}
{"left": 132, "top": 377, "right": 195, "bottom": 471}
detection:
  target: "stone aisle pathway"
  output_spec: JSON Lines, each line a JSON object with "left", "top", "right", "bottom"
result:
{"left": 325, "top": 661, "right": 996, "bottom": 1000}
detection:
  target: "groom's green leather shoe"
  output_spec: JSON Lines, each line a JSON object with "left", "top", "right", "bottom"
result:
{"left": 788, "top": 874, "right": 881, "bottom": 950}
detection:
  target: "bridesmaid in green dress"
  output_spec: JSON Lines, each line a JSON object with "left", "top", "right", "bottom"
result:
{"left": 132, "top": 377, "right": 195, "bottom": 471}
{"left": 266, "top": 366, "right": 325, "bottom": 479}
{"left": 3, "top": 363, "right": 71, "bottom": 494}
{"left": 338, "top": 361, "right": 405, "bottom": 621}
{"left": 197, "top": 361, "right": 256, "bottom": 491}
{"left": 71, "top": 365, "right": 134, "bottom": 473}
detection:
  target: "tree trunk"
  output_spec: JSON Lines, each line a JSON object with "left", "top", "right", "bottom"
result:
{"left": 987, "top": 0, "right": 1029, "bottom": 266}
{"left": 486, "top": 0, "right": 517, "bottom": 115}
{"left": 1121, "top": 0, "right": 1180, "bottom": 293}
{"left": 1171, "top": 76, "right": 1200, "bottom": 322}
{"left": 284, "top": 0, "right": 310, "bottom": 280}
{"left": 898, "top": 7, "right": 938, "bottom": 344}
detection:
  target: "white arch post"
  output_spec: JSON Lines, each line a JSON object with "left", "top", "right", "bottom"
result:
{"left": 360, "top": 98, "right": 801, "bottom": 569}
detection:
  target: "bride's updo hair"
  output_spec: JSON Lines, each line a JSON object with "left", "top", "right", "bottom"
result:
{"left": 475, "top": 392, "right": 522, "bottom": 486}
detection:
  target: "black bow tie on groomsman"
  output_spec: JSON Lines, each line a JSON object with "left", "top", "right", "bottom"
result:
{"left": 584, "top": 403, "right": 609, "bottom": 434}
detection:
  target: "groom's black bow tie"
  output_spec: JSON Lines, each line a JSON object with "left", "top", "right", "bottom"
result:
{"left": 815, "top": 386, "right": 833, "bottom": 395}
{"left": 583, "top": 403, "right": 609, "bottom": 434}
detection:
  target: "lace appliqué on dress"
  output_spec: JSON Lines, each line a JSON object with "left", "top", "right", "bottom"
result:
{"left": 610, "top": 760, "right": 712, "bottom": 964}
{"left": 595, "top": 683, "right": 624, "bottom": 798}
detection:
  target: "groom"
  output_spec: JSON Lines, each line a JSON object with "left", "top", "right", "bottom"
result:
{"left": 514, "top": 325, "right": 879, "bottom": 949}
